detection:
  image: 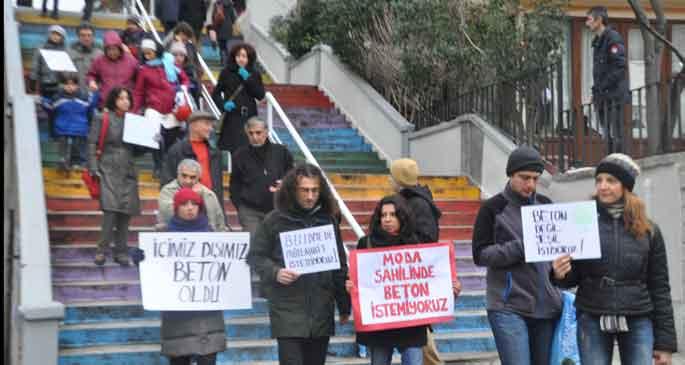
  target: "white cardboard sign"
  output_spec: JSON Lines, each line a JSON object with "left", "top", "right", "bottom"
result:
{"left": 123, "top": 112, "right": 160, "bottom": 149}
{"left": 138, "top": 232, "right": 252, "bottom": 311}
{"left": 279, "top": 224, "right": 341, "bottom": 274}
{"left": 522, "top": 201, "right": 601, "bottom": 262}
{"left": 39, "top": 49, "right": 78, "bottom": 72}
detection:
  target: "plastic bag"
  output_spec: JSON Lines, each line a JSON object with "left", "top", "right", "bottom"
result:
{"left": 550, "top": 291, "right": 581, "bottom": 365}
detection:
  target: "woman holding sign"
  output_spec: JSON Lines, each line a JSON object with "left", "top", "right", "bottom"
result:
{"left": 346, "top": 195, "right": 461, "bottom": 365}
{"left": 88, "top": 87, "right": 141, "bottom": 267}
{"left": 132, "top": 188, "right": 226, "bottom": 365}
{"left": 552, "top": 154, "right": 677, "bottom": 365}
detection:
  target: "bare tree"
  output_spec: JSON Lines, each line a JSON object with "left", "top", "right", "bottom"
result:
{"left": 627, "top": 0, "right": 685, "bottom": 154}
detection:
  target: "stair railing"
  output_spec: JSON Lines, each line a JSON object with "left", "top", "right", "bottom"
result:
{"left": 132, "top": 0, "right": 365, "bottom": 241}
{"left": 5, "top": 3, "right": 64, "bottom": 365}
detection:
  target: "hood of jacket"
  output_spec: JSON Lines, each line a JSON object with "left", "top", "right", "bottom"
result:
{"left": 103, "top": 31, "right": 123, "bottom": 49}
{"left": 401, "top": 185, "right": 442, "bottom": 219}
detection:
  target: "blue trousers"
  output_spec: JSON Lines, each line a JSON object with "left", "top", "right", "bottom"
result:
{"left": 369, "top": 346, "right": 422, "bottom": 365}
{"left": 577, "top": 311, "right": 654, "bottom": 365}
{"left": 487, "top": 310, "right": 557, "bottom": 365}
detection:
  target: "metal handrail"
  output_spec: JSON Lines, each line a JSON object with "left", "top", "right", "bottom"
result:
{"left": 265, "top": 92, "right": 366, "bottom": 240}
{"left": 132, "top": 0, "right": 364, "bottom": 240}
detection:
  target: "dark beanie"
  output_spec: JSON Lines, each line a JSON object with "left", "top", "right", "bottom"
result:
{"left": 595, "top": 153, "right": 640, "bottom": 191}
{"left": 506, "top": 146, "right": 545, "bottom": 176}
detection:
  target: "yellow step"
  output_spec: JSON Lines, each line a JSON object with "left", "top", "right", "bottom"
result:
{"left": 15, "top": 9, "right": 164, "bottom": 32}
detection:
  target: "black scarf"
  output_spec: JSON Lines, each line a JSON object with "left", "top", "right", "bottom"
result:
{"left": 167, "top": 213, "right": 211, "bottom": 232}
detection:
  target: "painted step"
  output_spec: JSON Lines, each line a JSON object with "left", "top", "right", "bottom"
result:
{"left": 61, "top": 291, "right": 486, "bottom": 324}
{"left": 59, "top": 310, "right": 490, "bottom": 349}
{"left": 57, "top": 332, "right": 496, "bottom": 365}
{"left": 47, "top": 209, "right": 476, "bottom": 229}
{"left": 45, "top": 197, "right": 481, "bottom": 213}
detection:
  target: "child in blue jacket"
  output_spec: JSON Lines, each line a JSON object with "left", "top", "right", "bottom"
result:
{"left": 42, "top": 73, "right": 99, "bottom": 170}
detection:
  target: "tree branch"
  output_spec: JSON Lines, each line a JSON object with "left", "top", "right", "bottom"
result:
{"left": 627, "top": 0, "right": 685, "bottom": 75}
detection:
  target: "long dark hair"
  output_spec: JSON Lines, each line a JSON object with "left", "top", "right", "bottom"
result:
{"left": 275, "top": 163, "right": 339, "bottom": 217}
{"left": 104, "top": 86, "right": 132, "bottom": 112}
{"left": 228, "top": 42, "right": 257, "bottom": 69}
{"left": 369, "top": 195, "right": 416, "bottom": 239}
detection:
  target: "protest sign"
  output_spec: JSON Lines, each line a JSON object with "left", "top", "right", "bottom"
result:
{"left": 279, "top": 224, "right": 341, "bottom": 274}
{"left": 138, "top": 232, "right": 251, "bottom": 311}
{"left": 39, "top": 49, "right": 78, "bottom": 72}
{"left": 123, "top": 112, "right": 160, "bottom": 149}
{"left": 349, "top": 242, "right": 456, "bottom": 332}
{"left": 521, "top": 201, "right": 601, "bottom": 262}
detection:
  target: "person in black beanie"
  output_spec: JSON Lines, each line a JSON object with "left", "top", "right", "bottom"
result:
{"left": 552, "top": 153, "right": 677, "bottom": 365}
{"left": 472, "top": 145, "right": 561, "bottom": 365}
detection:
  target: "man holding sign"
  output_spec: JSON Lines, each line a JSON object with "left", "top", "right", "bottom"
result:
{"left": 248, "top": 164, "right": 350, "bottom": 365}
{"left": 471, "top": 146, "right": 561, "bottom": 365}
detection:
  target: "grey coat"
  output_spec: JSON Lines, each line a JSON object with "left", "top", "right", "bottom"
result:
{"left": 67, "top": 42, "right": 103, "bottom": 91}
{"left": 160, "top": 311, "right": 226, "bottom": 356}
{"left": 30, "top": 40, "right": 65, "bottom": 95}
{"left": 87, "top": 111, "right": 141, "bottom": 216}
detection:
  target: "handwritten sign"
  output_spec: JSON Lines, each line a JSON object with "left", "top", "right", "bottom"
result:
{"left": 138, "top": 232, "right": 252, "bottom": 311}
{"left": 279, "top": 224, "right": 341, "bottom": 274}
{"left": 123, "top": 112, "right": 160, "bottom": 149}
{"left": 522, "top": 201, "right": 601, "bottom": 262}
{"left": 349, "top": 242, "right": 456, "bottom": 332}
{"left": 39, "top": 49, "right": 78, "bottom": 72}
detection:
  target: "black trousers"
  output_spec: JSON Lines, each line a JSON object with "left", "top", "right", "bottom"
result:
{"left": 82, "top": 0, "right": 94, "bottom": 21}
{"left": 153, "top": 126, "right": 185, "bottom": 172}
{"left": 277, "top": 337, "right": 330, "bottom": 365}
{"left": 97, "top": 211, "right": 131, "bottom": 255}
{"left": 596, "top": 100, "right": 626, "bottom": 154}
{"left": 168, "top": 353, "right": 217, "bottom": 365}
{"left": 41, "top": 0, "right": 58, "bottom": 14}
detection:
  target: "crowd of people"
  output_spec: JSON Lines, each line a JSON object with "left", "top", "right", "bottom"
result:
{"left": 27, "top": 4, "right": 679, "bottom": 365}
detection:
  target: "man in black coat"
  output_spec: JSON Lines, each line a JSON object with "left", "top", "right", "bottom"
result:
{"left": 587, "top": 6, "right": 630, "bottom": 154}
{"left": 247, "top": 163, "right": 350, "bottom": 365}
{"left": 230, "top": 117, "right": 294, "bottom": 236}
{"left": 390, "top": 158, "right": 442, "bottom": 243}
{"left": 162, "top": 111, "right": 224, "bottom": 215}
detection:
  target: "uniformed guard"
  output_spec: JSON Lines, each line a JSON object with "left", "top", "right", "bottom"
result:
{"left": 586, "top": 6, "right": 630, "bottom": 154}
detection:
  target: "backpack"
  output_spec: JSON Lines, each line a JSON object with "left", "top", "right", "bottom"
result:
{"left": 212, "top": 0, "right": 225, "bottom": 30}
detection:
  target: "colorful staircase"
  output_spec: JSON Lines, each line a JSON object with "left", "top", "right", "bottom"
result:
{"left": 19, "top": 8, "right": 498, "bottom": 365}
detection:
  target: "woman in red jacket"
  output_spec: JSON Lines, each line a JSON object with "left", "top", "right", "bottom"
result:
{"left": 133, "top": 38, "right": 189, "bottom": 178}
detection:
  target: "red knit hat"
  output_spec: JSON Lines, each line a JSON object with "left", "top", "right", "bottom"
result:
{"left": 173, "top": 188, "right": 203, "bottom": 212}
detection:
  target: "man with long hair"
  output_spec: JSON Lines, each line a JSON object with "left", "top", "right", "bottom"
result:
{"left": 247, "top": 163, "right": 351, "bottom": 365}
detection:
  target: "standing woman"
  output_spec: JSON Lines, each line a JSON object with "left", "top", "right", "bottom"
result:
{"left": 346, "top": 195, "right": 461, "bottom": 365}
{"left": 552, "top": 154, "right": 677, "bottom": 365}
{"left": 205, "top": 0, "right": 237, "bottom": 66}
{"left": 88, "top": 87, "right": 140, "bottom": 266}
{"left": 211, "top": 43, "right": 265, "bottom": 153}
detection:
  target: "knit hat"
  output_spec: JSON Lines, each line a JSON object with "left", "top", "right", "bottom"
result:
{"left": 126, "top": 15, "right": 143, "bottom": 28}
{"left": 506, "top": 146, "right": 545, "bottom": 176}
{"left": 48, "top": 25, "right": 67, "bottom": 39}
{"left": 173, "top": 188, "right": 204, "bottom": 212}
{"left": 140, "top": 38, "right": 157, "bottom": 51}
{"left": 390, "top": 159, "right": 419, "bottom": 187}
{"left": 595, "top": 153, "right": 640, "bottom": 191}
{"left": 169, "top": 41, "right": 187, "bottom": 56}
{"left": 187, "top": 111, "right": 217, "bottom": 124}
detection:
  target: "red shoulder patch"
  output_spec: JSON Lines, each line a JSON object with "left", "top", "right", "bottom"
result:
{"left": 610, "top": 45, "right": 619, "bottom": 54}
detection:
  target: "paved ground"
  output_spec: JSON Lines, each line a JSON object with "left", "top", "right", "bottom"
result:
{"left": 446, "top": 352, "right": 685, "bottom": 364}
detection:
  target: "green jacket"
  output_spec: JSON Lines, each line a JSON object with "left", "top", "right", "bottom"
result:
{"left": 248, "top": 206, "right": 351, "bottom": 338}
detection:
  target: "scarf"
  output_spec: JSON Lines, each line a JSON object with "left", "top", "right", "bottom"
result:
{"left": 167, "top": 213, "right": 210, "bottom": 232}
{"left": 601, "top": 200, "right": 625, "bottom": 219}
{"left": 146, "top": 52, "right": 178, "bottom": 84}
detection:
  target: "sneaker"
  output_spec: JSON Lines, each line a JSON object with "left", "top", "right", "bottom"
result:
{"left": 50, "top": 11, "right": 59, "bottom": 19}
{"left": 114, "top": 253, "right": 130, "bottom": 267}
{"left": 94, "top": 253, "right": 106, "bottom": 266}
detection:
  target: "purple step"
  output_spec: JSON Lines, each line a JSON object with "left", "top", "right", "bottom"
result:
{"left": 48, "top": 212, "right": 241, "bottom": 228}
{"left": 257, "top": 108, "right": 350, "bottom": 129}
{"left": 52, "top": 263, "right": 140, "bottom": 282}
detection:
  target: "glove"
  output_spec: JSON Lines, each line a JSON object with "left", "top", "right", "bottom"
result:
{"left": 238, "top": 67, "right": 250, "bottom": 81}
{"left": 130, "top": 247, "right": 145, "bottom": 267}
{"left": 224, "top": 100, "right": 236, "bottom": 112}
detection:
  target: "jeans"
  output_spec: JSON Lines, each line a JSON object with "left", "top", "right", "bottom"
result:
{"left": 277, "top": 337, "right": 329, "bottom": 365}
{"left": 369, "top": 346, "right": 423, "bottom": 365}
{"left": 487, "top": 310, "right": 557, "bottom": 365}
{"left": 56, "top": 136, "right": 87, "bottom": 166}
{"left": 577, "top": 311, "right": 654, "bottom": 365}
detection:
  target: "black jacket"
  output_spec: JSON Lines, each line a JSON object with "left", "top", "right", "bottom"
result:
{"left": 247, "top": 205, "right": 351, "bottom": 338}
{"left": 472, "top": 183, "right": 561, "bottom": 319}
{"left": 592, "top": 27, "right": 630, "bottom": 104}
{"left": 399, "top": 185, "right": 442, "bottom": 243}
{"left": 229, "top": 140, "right": 294, "bottom": 213}
{"left": 161, "top": 137, "right": 224, "bottom": 211}
{"left": 211, "top": 62, "right": 265, "bottom": 152}
{"left": 354, "top": 234, "right": 427, "bottom": 348}
{"left": 552, "top": 204, "right": 677, "bottom": 352}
